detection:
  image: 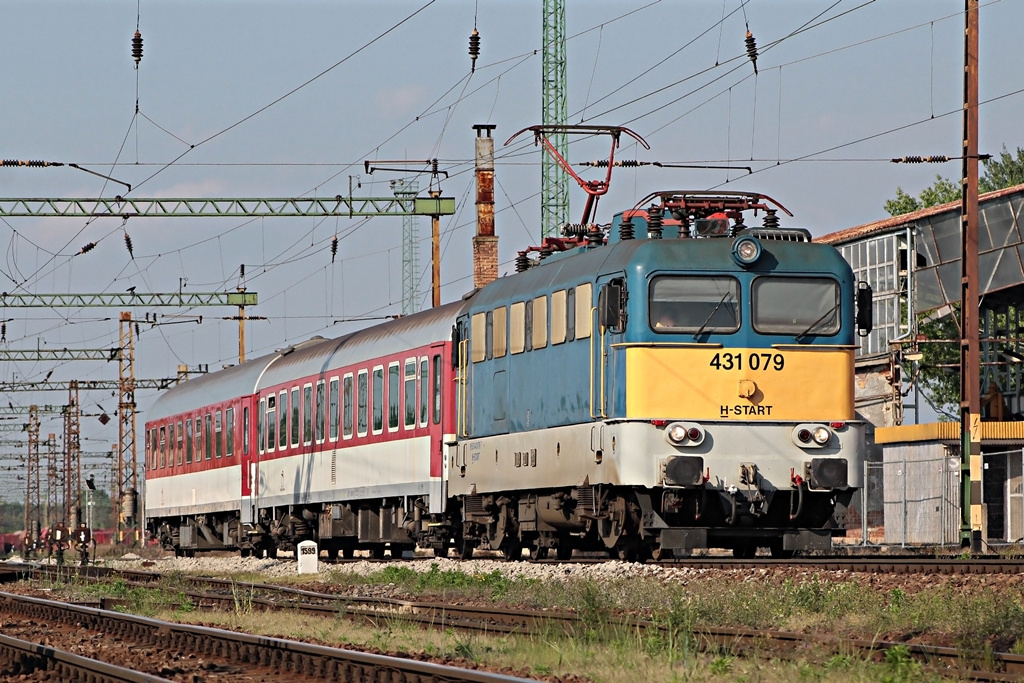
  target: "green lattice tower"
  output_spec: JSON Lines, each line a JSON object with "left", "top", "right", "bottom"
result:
{"left": 541, "top": 0, "right": 568, "bottom": 238}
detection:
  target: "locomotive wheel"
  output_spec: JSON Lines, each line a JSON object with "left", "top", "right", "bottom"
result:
{"left": 555, "top": 536, "right": 573, "bottom": 561}
{"left": 501, "top": 539, "right": 523, "bottom": 561}
{"left": 528, "top": 545, "right": 548, "bottom": 561}
{"left": 370, "top": 545, "right": 386, "bottom": 560}
{"left": 732, "top": 542, "right": 756, "bottom": 559}
{"left": 649, "top": 545, "right": 673, "bottom": 561}
{"left": 769, "top": 539, "right": 796, "bottom": 559}
{"left": 326, "top": 546, "right": 339, "bottom": 561}
{"left": 456, "top": 538, "right": 474, "bottom": 560}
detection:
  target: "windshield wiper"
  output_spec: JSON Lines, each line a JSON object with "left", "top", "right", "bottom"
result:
{"left": 795, "top": 302, "right": 840, "bottom": 341}
{"left": 692, "top": 291, "right": 735, "bottom": 340}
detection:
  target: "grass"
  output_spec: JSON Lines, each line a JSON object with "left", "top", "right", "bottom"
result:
{"left": 25, "top": 564, "right": 1024, "bottom": 681}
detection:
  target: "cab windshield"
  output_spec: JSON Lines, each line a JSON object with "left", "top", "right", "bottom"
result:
{"left": 649, "top": 276, "right": 740, "bottom": 334}
{"left": 752, "top": 276, "right": 840, "bottom": 336}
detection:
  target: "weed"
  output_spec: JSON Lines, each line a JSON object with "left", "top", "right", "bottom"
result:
{"left": 708, "top": 655, "right": 733, "bottom": 675}
{"left": 881, "top": 645, "right": 921, "bottom": 683}
{"left": 230, "top": 580, "right": 255, "bottom": 615}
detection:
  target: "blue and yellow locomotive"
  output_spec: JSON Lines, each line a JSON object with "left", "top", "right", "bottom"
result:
{"left": 451, "top": 190, "right": 869, "bottom": 559}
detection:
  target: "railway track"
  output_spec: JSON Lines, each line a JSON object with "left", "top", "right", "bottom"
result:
{"left": 19, "top": 563, "right": 1024, "bottom": 681}
{"left": 0, "top": 589, "right": 544, "bottom": 682}
{"left": 0, "top": 631, "right": 173, "bottom": 682}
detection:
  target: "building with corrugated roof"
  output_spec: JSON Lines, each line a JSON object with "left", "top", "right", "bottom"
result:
{"left": 818, "top": 183, "right": 1024, "bottom": 545}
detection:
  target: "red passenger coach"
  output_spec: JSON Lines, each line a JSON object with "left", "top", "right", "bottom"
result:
{"left": 145, "top": 303, "right": 460, "bottom": 558}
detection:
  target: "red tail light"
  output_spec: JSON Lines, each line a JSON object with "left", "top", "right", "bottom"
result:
{"left": 829, "top": 421, "right": 846, "bottom": 429}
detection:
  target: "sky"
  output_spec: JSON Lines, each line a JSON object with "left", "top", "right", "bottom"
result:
{"left": 0, "top": 0, "right": 1020, "bottom": 496}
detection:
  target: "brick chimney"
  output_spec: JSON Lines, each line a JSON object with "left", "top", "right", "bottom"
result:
{"left": 473, "top": 124, "right": 498, "bottom": 289}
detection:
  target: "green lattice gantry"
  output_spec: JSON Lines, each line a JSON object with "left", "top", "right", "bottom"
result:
{"left": 0, "top": 196, "right": 456, "bottom": 218}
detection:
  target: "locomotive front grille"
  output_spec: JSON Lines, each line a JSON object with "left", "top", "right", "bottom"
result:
{"left": 664, "top": 455, "right": 705, "bottom": 487}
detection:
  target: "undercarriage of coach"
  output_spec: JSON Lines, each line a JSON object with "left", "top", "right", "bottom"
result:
{"left": 453, "top": 460, "right": 854, "bottom": 561}
{"left": 153, "top": 513, "right": 249, "bottom": 558}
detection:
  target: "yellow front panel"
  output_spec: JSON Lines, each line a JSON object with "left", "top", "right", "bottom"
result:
{"left": 625, "top": 346, "right": 855, "bottom": 421}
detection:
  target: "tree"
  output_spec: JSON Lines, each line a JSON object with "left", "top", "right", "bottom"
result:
{"left": 884, "top": 175, "right": 961, "bottom": 216}
{"left": 979, "top": 145, "right": 1024, "bottom": 193}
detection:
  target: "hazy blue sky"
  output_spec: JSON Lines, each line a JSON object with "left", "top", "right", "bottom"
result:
{"left": 0, "top": 1, "right": 1019, "bottom": 492}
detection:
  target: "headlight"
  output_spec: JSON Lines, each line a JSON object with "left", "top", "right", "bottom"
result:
{"left": 664, "top": 422, "right": 704, "bottom": 447}
{"left": 731, "top": 236, "right": 762, "bottom": 267}
{"left": 811, "top": 426, "right": 831, "bottom": 445}
{"left": 667, "top": 424, "right": 688, "bottom": 444}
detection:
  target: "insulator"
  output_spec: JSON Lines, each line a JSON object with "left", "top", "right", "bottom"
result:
{"left": 78, "top": 242, "right": 96, "bottom": 255}
{"left": 330, "top": 235, "right": 338, "bottom": 263}
{"left": 468, "top": 29, "right": 481, "bottom": 73}
{"left": 586, "top": 225, "right": 603, "bottom": 247}
{"left": 561, "top": 223, "right": 588, "bottom": 238}
{"left": 619, "top": 217, "right": 634, "bottom": 241}
{"left": 134, "top": 323, "right": 141, "bottom": 339}
{"left": 745, "top": 30, "right": 758, "bottom": 75}
{"left": 1, "top": 322, "right": 6, "bottom": 342}
{"left": 132, "top": 30, "right": 143, "bottom": 68}
{"left": 762, "top": 209, "right": 780, "bottom": 229}
{"left": 515, "top": 251, "right": 530, "bottom": 272}
{"left": 647, "top": 205, "right": 663, "bottom": 240}
{"left": 539, "top": 245, "right": 553, "bottom": 260}
{"left": 616, "top": 160, "right": 640, "bottom": 167}
{"left": 730, "top": 213, "right": 745, "bottom": 237}
{"left": 123, "top": 233, "right": 134, "bottom": 258}
{"left": 2, "top": 159, "right": 49, "bottom": 167}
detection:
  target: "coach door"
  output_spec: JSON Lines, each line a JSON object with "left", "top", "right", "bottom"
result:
{"left": 429, "top": 342, "right": 448, "bottom": 514}
{"left": 241, "top": 398, "right": 258, "bottom": 526}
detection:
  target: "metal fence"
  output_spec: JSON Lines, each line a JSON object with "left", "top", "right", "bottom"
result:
{"left": 847, "top": 446, "right": 1024, "bottom": 548}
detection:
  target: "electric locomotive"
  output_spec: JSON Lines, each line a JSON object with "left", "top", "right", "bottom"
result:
{"left": 144, "top": 190, "right": 870, "bottom": 560}
{"left": 450, "top": 190, "right": 870, "bottom": 560}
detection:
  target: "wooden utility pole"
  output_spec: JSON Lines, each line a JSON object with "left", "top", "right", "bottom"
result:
{"left": 959, "top": 0, "right": 981, "bottom": 551}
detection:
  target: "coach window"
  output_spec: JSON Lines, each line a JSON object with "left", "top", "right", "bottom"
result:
{"left": 315, "top": 380, "right": 326, "bottom": 443}
{"left": 493, "top": 306, "right": 507, "bottom": 358}
{"left": 485, "top": 310, "right": 494, "bottom": 360}
{"left": 403, "top": 360, "right": 416, "bottom": 429}
{"left": 329, "top": 378, "right": 340, "bottom": 441}
{"left": 471, "top": 313, "right": 486, "bottom": 362}
{"left": 243, "top": 406, "right": 250, "bottom": 455}
{"left": 226, "top": 408, "right": 234, "bottom": 457}
{"left": 509, "top": 302, "right": 526, "bottom": 354}
{"left": 195, "top": 416, "right": 202, "bottom": 460}
{"left": 203, "top": 414, "right": 212, "bottom": 460}
{"left": 291, "top": 387, "right": 300, "bottom": 447}
{"left": 215, "top": 411, "right": 223, "bottom": 459}
{"left": 263, "top": 396, "right": 273, "bottom": 453}
{"left": 419, "top": 358, "right": 429, "bottom": 427}
{"left": 576, "top": 283, "right": 593, "bottom": 339}
{"left": 432, "top": 354, "right": 442, "bottom": 425}
{"left": 303, "top": 384, "right": 313, "bottom": 445}
{"left": 533, "top": 295, "right": 548, "bottom": 349}
{"left": 551, "top": 290, "right": 567, "bottom": 344}
{"left": 186, "top": 418, "right": 194, "bottom": 463}
{"left": 170, "top": 423, "right": 177, "bottom": 467}
{"left": 159, "top": 426, "right": 166, "bottom": 469}
{"left": 177, "top": 421, "right": 184, "bottom": 465}
{"left": 387, "top": 362, "right": 400, "bottom": 432}
{"left": 357, "top": 371, "right": 368, "bottom": 437}
{"left": 372, "top": 366, "right": 384, "bottom": 434}
{"left": 344, "top": 374, "right": 355, "bottom": 439}
{"left": 566, "top": 288, "right": 576, "bottom": 341}
{"left": 279, "top": 391, "right": 288, "bottom": 450}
